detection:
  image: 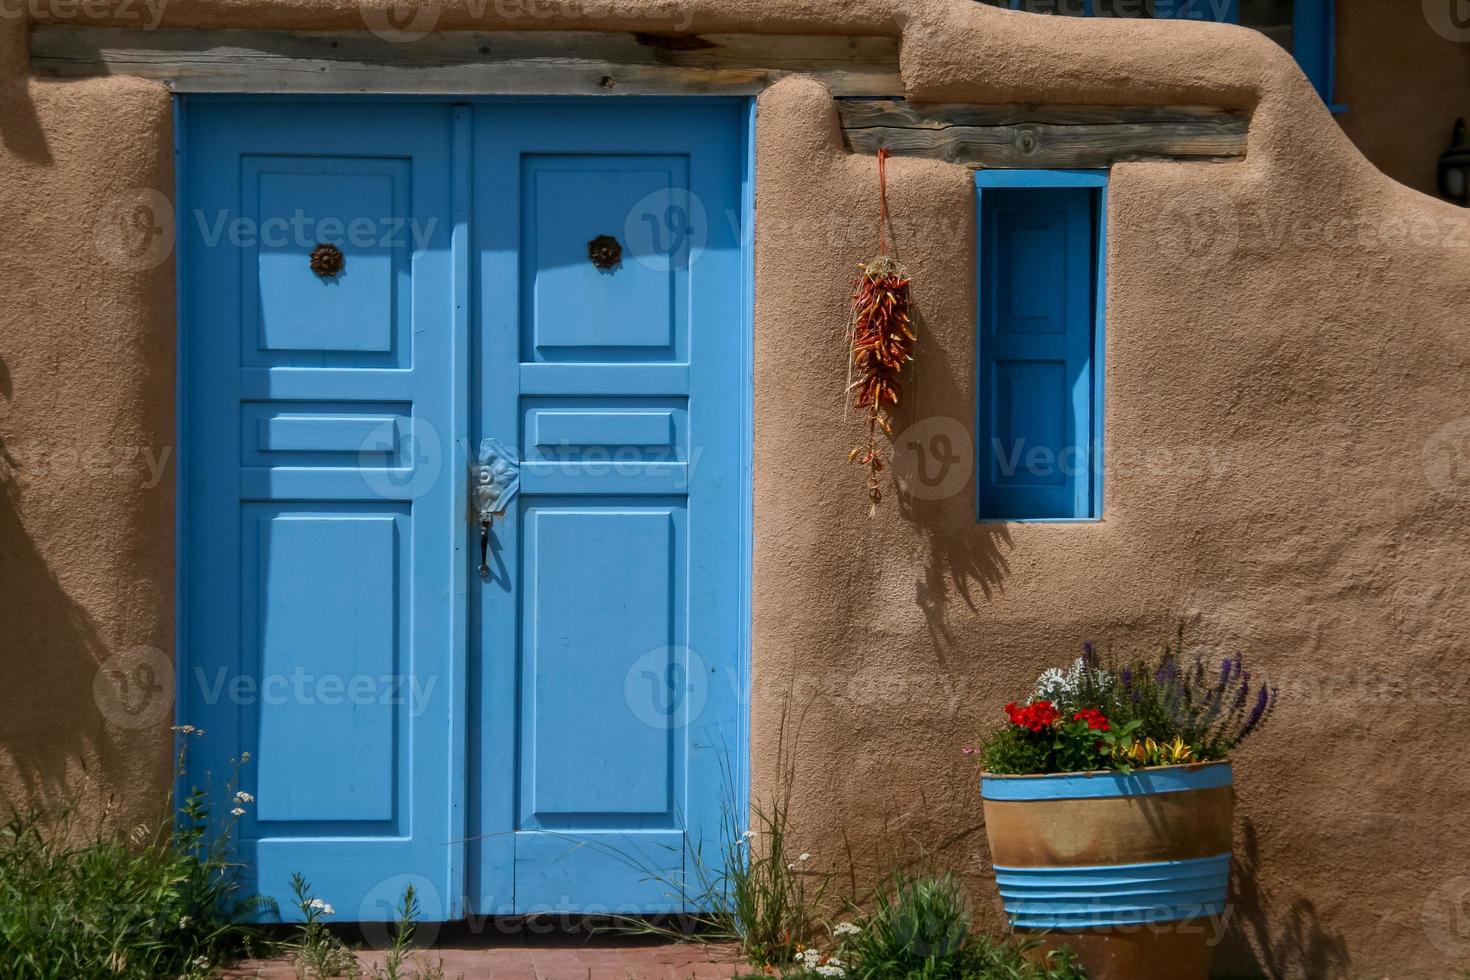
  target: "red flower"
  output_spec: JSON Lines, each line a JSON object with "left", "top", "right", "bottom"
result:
{"left": 1072, "top": 708, "right": 1111, "bottom": 732}
{"left": 1005, "top": 699, "right": 1060, "bottom": 733}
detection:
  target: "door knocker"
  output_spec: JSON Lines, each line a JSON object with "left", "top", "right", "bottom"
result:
{"left": 587, "top": 234, "right": 622, "bottom": 270}
{"left": 309, "top": 242, "right": 345, "bottom": 278}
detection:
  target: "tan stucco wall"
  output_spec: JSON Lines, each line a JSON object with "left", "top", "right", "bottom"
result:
{"left": 1336, "top": 2, "right": 1470, "bottom": 197}
{"left": 3, "top": 3, "right": 1470, "bottom": 978}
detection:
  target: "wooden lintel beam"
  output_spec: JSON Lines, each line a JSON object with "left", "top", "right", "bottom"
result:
{"left": 838, "top": 99, "right": 1248, "bottom": 168}
{"left": 29, "top": 26, "right": 903, "bottom": 96}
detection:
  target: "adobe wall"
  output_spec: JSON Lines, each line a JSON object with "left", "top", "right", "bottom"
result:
{"left": 3, "top": 3, "right": 1469, "bottom": 976}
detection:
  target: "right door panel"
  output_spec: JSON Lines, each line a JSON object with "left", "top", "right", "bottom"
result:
{"left": 470, "top": 102, "right": 747, "bottom": 916}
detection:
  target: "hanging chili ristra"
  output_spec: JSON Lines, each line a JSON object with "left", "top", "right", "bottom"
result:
{"left": 847, "top": 148, "right": 915, "bottom": 514}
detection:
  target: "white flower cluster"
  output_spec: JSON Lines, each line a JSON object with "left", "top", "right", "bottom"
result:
{"left": 1033, "top": 657, "right": 1110, "bottom": 706}
{"left": 794, "top": 947, "right": 846, "bottom": 978}
{"left": 308, "top": 898, "right": 335, "bottom": 916}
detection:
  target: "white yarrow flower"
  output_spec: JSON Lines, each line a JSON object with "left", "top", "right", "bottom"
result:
{"left": 832, "top": 922, "right": 861, "bottom": 937}
{"left": 801, "top": 948, "right": 822, "bottom": 967}
{"left": 799, "top": 852, "right": 811, "bottom": 861}
{"left": 234, "top": 791, "right": 254, "bottom": 804}
{"left": 815, "top": 966, "right": 845, "bottom": 978}
{"left": 308, "top": 898, "right": 335, "bottom": 915}
{"left": 230, "top": 807, "right": 245, "bottom": 816}
{"left": 741, "top": 830, "right": 756, "bottom": 839}
{"left": 1033, "top": 667, "right": 1066, "bottom": 696}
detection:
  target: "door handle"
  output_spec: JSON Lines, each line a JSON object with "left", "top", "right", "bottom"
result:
{"left": 474, "top": 438, "right": 520, "bottom": 578}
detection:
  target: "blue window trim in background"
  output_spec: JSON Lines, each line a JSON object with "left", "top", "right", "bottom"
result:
{"left": 974, "top": 169, "right": 1107, "bottom": 523}
{"left": 991, "top": 0, "right": 1339, "bottom": 110}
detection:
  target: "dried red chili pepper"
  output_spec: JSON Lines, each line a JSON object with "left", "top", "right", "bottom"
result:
{"left": 846, "top": 149, "right": 915, "bottom": 514}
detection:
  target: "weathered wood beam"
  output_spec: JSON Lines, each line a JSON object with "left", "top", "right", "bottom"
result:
{"left": 838, "top": 99, "right": 1248, "bottom": 168}
{"left": 29, "top": 26, "right": 903, "bottom": 96}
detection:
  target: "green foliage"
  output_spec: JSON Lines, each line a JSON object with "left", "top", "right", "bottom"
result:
{"left": 838, "top": 872, "right": 970, "bottom": 977}
{"left": 0, "top": 739, "right": 268, "bottom": 980}
{"left": 289, "top": 873, "right": 361, "bottom": 979}
{"left": 976, "top": 730, "right": 1049, "bottom": 777}
{"left": 719, "top": 781, "right": 831, "bottom": 967}
{"left": 611, "top": 714, "right": 833, "bottom": 968}
{"left": 367, "top": 884, "right": 455, "bottom": 980}
{"left": 821, "top": 872, "right": 1086, "bottom": 980}
{"left": 614, "top": 720, "right": 1081, "bottom": 978}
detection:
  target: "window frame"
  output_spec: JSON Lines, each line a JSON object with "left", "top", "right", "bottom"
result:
{"left": 973, "top": 169, "right": 1108, "bottom": 524}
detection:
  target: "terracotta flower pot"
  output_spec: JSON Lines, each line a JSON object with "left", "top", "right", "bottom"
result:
{"left": 981, "top": 761, "right": 1234, "bottom": 980}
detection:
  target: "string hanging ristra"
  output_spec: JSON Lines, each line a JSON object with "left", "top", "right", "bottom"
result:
{"left": 846, "top": 148, "right": 916, "bottom": 515}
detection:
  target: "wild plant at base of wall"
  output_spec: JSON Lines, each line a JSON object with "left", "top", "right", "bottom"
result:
{"left": 846, "top": 148, "right": 915, "bottom": 515}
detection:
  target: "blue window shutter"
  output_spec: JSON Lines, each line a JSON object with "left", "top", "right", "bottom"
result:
{"left": 1292, "top": 0, "right": 1338, "bottom": 106}
{"left": 977, "top": 186, "right": 1098, "bottom": 520}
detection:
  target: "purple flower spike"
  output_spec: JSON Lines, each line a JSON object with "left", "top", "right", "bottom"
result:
{"left": 1240, "top": 684, "right": 1270, "bottom": 739}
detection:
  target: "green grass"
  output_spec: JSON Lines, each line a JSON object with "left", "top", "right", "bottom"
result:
{"left": 0, "top": 795, "right": 268, "bottom": 979}
{"left": 822, "top": 870, "right": 1086, "bottom": 980}
{"left": 0, "top": 735, "right": 269, "bottom": 979}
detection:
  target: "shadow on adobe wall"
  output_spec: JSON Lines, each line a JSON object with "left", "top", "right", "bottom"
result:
{"left": 893, "top": 304, "right": 1014, "bottom": 654}
{"left": 0, "top": 382, "right": 110, "bottom": 815}
{"left": 1216, "top": 817, "right": 1352, "bottom": 979}
{"left": 0, "top": 56, "right": 53, "bottom": 165}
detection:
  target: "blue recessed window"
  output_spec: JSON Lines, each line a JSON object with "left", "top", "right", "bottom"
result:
{"left": 978, "top": 0, "right": 1338, "bottom": 109}
{"left": 974, "top": 171, "right": 1106, "bottom": 522}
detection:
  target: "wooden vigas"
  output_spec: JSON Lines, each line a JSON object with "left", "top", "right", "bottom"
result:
{"left": 981, "top": 762, "right": 1235, "bottom": 980}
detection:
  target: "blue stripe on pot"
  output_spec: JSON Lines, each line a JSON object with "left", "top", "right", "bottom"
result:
{"left": 993, "top": 854, "right": 1230, "bottom": 929}
{"left": 981, "top": 762, "right": 1232, "bottom": 801}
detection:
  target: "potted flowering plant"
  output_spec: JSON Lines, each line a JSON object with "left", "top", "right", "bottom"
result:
{"left": 973, "top": 632, "right": 1276, "bottom": 980}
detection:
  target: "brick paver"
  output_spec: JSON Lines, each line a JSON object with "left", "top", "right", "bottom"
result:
{"left": 223, "top": 931, "right": 750, "bottom": 980}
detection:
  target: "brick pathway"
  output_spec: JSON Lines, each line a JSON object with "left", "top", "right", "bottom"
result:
{"left": 223, "top": 931, "right": 750, "bottom": 980}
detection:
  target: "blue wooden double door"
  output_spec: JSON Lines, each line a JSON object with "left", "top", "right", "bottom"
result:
{"left": 180, "top": 100, "right": 747, "bottom": 920}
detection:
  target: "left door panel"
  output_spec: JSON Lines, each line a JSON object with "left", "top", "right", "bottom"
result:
{"left": 181, "top": 101, "right": 464, "bottom": 920}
